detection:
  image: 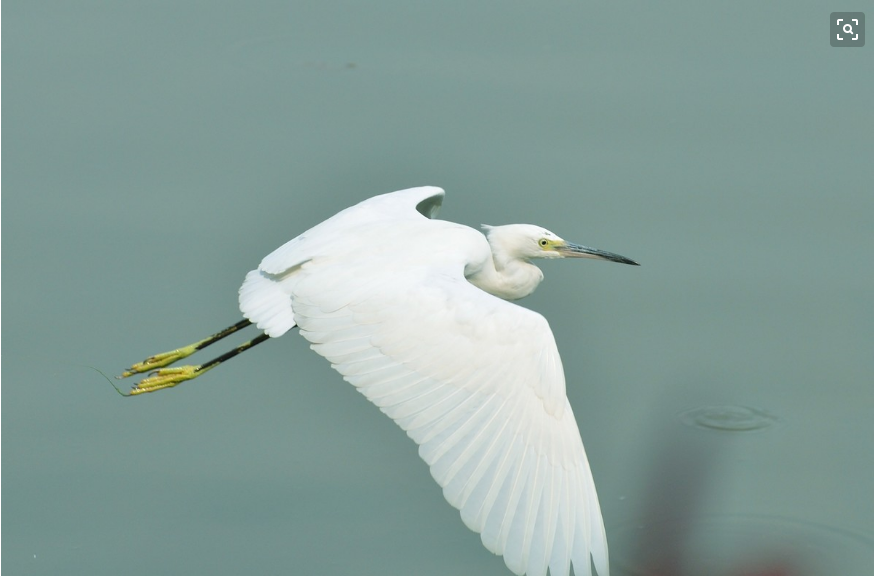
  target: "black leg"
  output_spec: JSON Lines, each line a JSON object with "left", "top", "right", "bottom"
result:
{"left": 119, "top": 319, "right": 254, "bottom": 377}
{"left": 127, "top": 332, "right": 272, "bottom": 396}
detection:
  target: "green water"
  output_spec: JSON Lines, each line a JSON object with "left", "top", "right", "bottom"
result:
{"left": 3, "top": 2, "right": 872, "bottom": 575}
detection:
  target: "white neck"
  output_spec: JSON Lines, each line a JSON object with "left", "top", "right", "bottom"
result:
{"left": 466, "top": 250, "right": 544, "bottom": 301}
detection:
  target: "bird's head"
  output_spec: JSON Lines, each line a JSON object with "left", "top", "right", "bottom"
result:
{"left": 482, "top": 224, "right": 639, "bottom": 265}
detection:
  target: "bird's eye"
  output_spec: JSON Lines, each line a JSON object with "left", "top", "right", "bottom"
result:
{"left": 538, "top": 239, "right": 549, "bottom": 247}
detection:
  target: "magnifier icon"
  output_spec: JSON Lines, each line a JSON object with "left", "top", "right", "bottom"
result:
{"left": 831, "top": 13, "right": 864, "bottom": 46}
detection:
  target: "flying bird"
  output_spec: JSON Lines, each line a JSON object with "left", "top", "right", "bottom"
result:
{"left": 119, "top": 186, "right": 638, "bottom": 576}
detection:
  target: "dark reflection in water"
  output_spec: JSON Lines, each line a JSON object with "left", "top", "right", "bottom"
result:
{"left": 614, "top": 514, "right": 872, "bottom": 576}
{"left": 613, "top": 400, "right": 869, "bottom": 575}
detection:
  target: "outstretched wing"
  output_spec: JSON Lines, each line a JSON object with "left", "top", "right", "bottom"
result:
{"left": 238, "top": 188, "right": 608, "bottom": 576}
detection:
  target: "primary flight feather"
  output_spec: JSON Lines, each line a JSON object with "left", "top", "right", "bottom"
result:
{"left": 120, "top": 186, "right": 638, "bottom": 576}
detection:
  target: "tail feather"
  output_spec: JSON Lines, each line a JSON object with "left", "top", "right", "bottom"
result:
{"left": 238, "top": 270, "right": 297, "bottom": 337}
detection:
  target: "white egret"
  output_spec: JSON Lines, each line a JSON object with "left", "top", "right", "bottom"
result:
{"left": 119, "top": 186, "right": 638, "bottom": 576}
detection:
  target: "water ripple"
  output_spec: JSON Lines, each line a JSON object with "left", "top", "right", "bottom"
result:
{"left": 678, "top": 405, "right": 778, "bottom": 432}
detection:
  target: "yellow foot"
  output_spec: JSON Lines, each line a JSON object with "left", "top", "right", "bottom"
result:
{"left": 128, "top": 365, "right": 205, "bottom": 395}
{"left": 119, "top": 344, "right": 200, "bottom": 377}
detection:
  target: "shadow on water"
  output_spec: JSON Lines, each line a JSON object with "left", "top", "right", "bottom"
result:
{"left": 611, "top": 397, "right": 871, "bottom": 576}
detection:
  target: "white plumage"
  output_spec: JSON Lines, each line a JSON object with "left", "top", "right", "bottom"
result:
{"left": 235, "top": 186, "right": 638, "bottom": 576}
